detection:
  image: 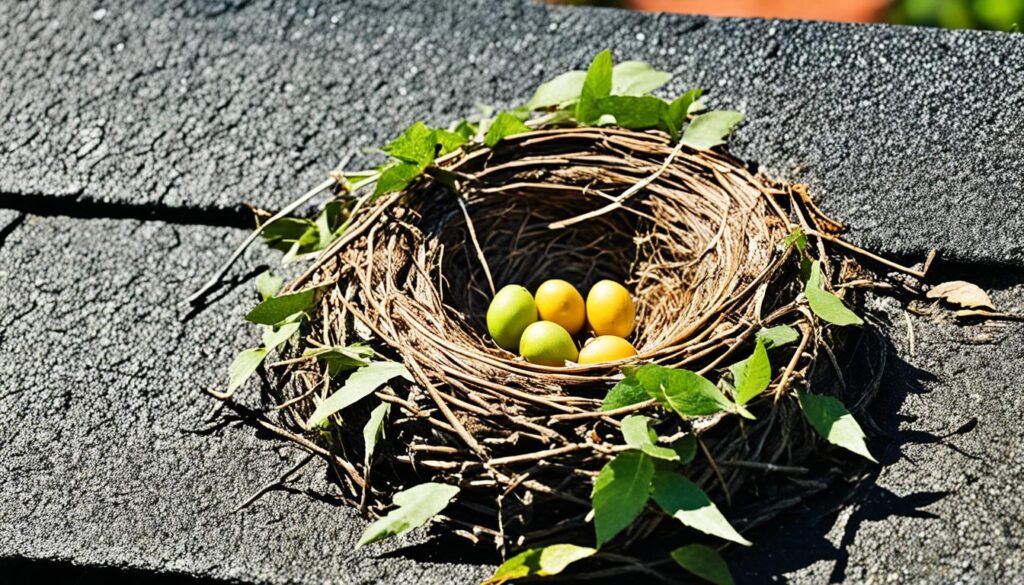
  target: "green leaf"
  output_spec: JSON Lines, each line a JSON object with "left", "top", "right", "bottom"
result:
{"left": 621, "top": 415, "right": 679, "bottom": 461}
{"left": 314, "top": 200, "right": 344, "bottom": 250}
{"left": 601, "top": 375, "right": 649, "bottom": 411}
{"left": 484, "top": 544, "right": 596, "bottom": 584}
{"left": 374, "top": 162, "right": 424, "bottom": 197}
{"left": 342, "top": 169, "right": 379, "bottom": 183}
{"left": 255, "top": 271, "right": 283, "bottom": 301}
{"left": 227, "top": 347, "right": 268, "bottom": 394}
{"left": 508, "top": 105, "right": 531, "bottom": 121}
{"left": 682, "top": 110, "right": 745, "bottom": 150}
{"left": 797, "top": 389, "right": 876, "bottom": 462}
{"left": 661, "top": 88, "right": 703, "bottom": 140}
{"left": 452, "top": 119, "right": 479, "bottom": 141}
{"left": 435, "top": 129, "right": 468, "bottom": 154}
{"left": 576, "top": 49, "right": 613, "bottom": 124}
{"left": 362, "top": 402, "right": 390, "bottom": 467}
{"left": 652, "top": 472, "right": 751, "bottom": 545}
{"left": 631, "top": 364, "right": 734, "bottom": 418}
{"left": 730, "top": 338, "right": 771, "bottom": 405}
{"left": 484, "top": 112, "right": 531, "bottom": 147}
{"left": 356, "top": 482, "right": 459, "bottom": 548}
{"left": 670, "top": 544, "right": 735, "bottom": 585}
{"left": 476, "top": 103, "right": 496, "bottom": 118}
{"left": 245, "top": 288, "right": 317, "bottom": 325}
{"left": 314, "top": 210, "right": 332, "bottom": 250}
{"left": 544, "top": 108, "right": 577, "bottom": 126}
{"left": 756, "top": 325, "right": 799, "bottom": 349}
{"left": 800, "top": 256, "right": 814, "bottom": 283}
{"left": 304, "top": 344, "right": 375, "bottom": 376}
{"left": 305, "top": 361, "right": 412, "bottom": 428}
{"left": 611, "top": 60, "right": 673, "bottom": 96}
{"left": 525, "top": 70, "right": 587, "bottom": 110}
{"left": 261, "top": 320, "right": 301, "bottom": 350}
{"left": 804, "top": 261, "right": 864, "bottom": 326}
{"left": 592, "top": 450, "right": 654, "bottom": 547}
{"left": 260, "top": 217, "right": 318, "bottom": 253}
{"left": 673, "top": 434, "right": 697, "bottom": 464}
{"left": 591, "top": 95, "right": 667, "bottom": 130}
{"left": 382, "top": 121, "right": 436, "bottom": 167}
{"left": 783, "top": 227, "right": 807, "bottom": 252}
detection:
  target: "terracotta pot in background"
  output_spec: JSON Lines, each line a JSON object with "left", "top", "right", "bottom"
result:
{"left": 624, "top": 0, "right": 889, "bottom": 23}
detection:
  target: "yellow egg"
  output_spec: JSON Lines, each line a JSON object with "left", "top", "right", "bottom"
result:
{"left": 534, "top": 279, "right": 586, "bottom": 336}
{"left": 577, "top": 335, "right": 638, "bottom": 364}
{"left": 586, "top": 280, "right": 635, "bottom": 337}
{"left": 486, "top": 285, "right": 538, "bottom": 351}
{"left": 519, "top": 321, "right": 578, "bottom": 366}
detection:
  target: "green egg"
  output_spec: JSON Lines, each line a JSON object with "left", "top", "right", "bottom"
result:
{"left": 519, "top": 321, "right": 578, "bottom": 366}
{"left": 486, "top": 285, "right": 538, "bottom": 351}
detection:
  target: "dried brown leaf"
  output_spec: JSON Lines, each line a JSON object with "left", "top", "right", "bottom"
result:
{"left": 926, "top": 280, "right": 995, "bottom": 310}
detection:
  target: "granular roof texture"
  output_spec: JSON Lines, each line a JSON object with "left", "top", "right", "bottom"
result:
{"left": 1, "top": 0, "right": 1022, "bottom": 582}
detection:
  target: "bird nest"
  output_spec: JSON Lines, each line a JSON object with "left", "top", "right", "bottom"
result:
{"left": 271, "top": 126, "right": 871, "bottom": 556}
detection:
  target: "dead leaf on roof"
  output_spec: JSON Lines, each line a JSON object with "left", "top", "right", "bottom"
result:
{"left": 926, "top": 281, "right": 995, "bottom": 310}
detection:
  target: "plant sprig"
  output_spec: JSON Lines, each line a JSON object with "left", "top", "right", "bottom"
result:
{"left": 344, "top": 49, "right": 745, "bottom": 214}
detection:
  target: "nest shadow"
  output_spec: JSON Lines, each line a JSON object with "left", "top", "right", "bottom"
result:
{"left": 727, "top": 325, "right": 957, "bottom": 583}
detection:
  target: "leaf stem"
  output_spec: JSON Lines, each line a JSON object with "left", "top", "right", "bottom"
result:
{"left": 186, "top": 176, "right": 339, "bottom": 305}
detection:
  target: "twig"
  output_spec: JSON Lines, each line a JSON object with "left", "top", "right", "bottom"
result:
{"left": 720, "top": 459, "right": 809, "bottom": 475}
{"left": 548, "top": 399, "right": 657, "bottom": 422}
{"left": 806, "top": 228, "right": 937, "bottom": 279}
{"left": 209, "top": 391, "right": 367, "bottom": 489}
{"left": 773, "top": 322, "right": 811, "bottom": 400}
{"left": 698, "top": 436, "right": 732, "bottom": 509}
{"left": 547, "top": 137, "right": 685, "bottom": 229}
{"left": 187, "top": 174, "right": 341, "bottom": 305}
{"left": 956, "top": 309, "right": 1024, "bottom": 322}
{"left": 456, "top": 193, "right": 495, "bottom": 296}
{"left": 489, "top": 443, "right": 592, "bottom": 466}
{"left": 903, "top": 311, "right": 916, "bottom": 357}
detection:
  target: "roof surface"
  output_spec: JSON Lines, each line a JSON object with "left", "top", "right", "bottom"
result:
{"left": 1, "top": 0, "right": 1022, "bottom": 582}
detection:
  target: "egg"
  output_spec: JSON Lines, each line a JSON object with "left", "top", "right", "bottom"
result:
{"left": 534, "top": 279, "right": 586, "bottom": 335}
{"left": 586, "top": 280, "right": 635, "bottom": 337}
{"left": 578, "top": 335, "right": 637, "bottom": 364}
{"left": 486, "top": 285, "right": 538, "bottom": 351}
{"left": 519, "top": 321, "right": 578, "bottom": 366}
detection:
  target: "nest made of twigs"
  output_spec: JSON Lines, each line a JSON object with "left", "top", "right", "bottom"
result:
{"left": 271, "top": 127, "right": 871, "bottom": 557}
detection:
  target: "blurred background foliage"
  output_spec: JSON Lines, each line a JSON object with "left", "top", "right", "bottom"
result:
{"left": 554, "top": 0, "right": 1023, "bottom": 31}
{"left": 888, "top": 0, "right": 1022, "bottom": 30}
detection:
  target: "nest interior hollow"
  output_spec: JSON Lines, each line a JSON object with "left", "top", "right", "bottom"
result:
{"left": 281, "top": 126, "right": 858, "bottom": 551}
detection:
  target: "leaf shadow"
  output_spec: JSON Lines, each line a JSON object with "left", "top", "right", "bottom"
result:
{"left": 373, "top": 530, "right": 498, "bottom": 566}
{"left": 728, "top": 326, "right": 971, "bottom": 584}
